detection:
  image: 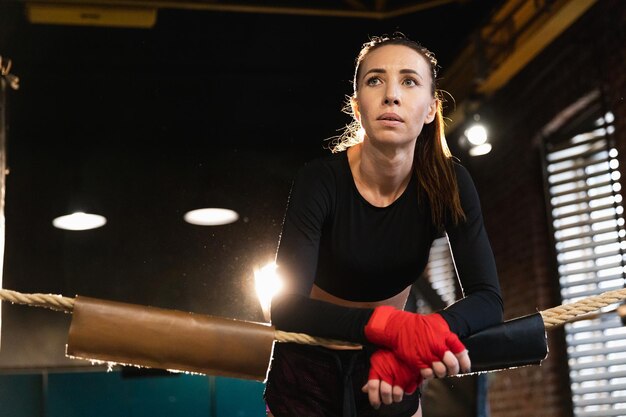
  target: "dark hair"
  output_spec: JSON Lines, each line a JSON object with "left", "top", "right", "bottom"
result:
{"left": 332, "top": 33, "right": 465, "bottom": 227}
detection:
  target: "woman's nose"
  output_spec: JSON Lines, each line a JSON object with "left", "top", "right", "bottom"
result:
{"left": 383, "top": 87, "right": 400, "bottom": 105}
{"left": 384, "top": 97, "right": 400, "bottom": 105}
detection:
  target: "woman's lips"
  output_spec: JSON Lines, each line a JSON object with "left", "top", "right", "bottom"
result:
{"left": 378, "top": 113, "right": 403, "bottom": 121}
{"left": 377, "top": 113, "right": 404, "bottom": 126}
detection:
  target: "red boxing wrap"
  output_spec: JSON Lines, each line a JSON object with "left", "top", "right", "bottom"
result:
{"left": 364, "top": 306, "right": 466, "bottom": 371}
{"left": 368, "top": 349, "right": 421, "bottom": 395}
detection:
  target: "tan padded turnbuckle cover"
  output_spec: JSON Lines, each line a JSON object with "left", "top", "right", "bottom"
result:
{"left": 67, "top": 296, "right": 275, "bottom": 381}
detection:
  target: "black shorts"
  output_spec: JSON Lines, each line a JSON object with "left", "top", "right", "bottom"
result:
{"left": 264, "top": 343, "right": 420, "bottom": 417}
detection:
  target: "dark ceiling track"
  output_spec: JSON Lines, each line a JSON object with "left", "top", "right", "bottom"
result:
{"left": 0, "top": 56, "right": 19, "bottom": 349}
{"left": 22, "top": 0, "right": 460, "bottom": 21}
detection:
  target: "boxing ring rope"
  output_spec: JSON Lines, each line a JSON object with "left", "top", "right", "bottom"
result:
{"left": 541, "top": 289, "right": 626, "bottom": 328}
{"left": 1, "top": 286, "right": 626, "bottom": 346}
{"left": 0, "top": 289, "right": 75, "bottom": 313}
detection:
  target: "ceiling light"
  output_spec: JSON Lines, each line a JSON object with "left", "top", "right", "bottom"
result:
{"left": 469, "top": 143, "right": 492, "bottom": 156}
{"left": 183, "top": 208, "right": 239, "bottom": 226}
{"left": 52, "top": 212, "right": 107, "bottom": 231}
{"left": 465, "top": 124, "right": 488, "bottom": 146}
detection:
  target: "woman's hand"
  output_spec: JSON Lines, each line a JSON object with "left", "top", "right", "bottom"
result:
{"left": 419, "top": 349, "right": 470, "bottom": 379}
{"left": 362, "top": 347, "right": 471, "bottom": 409}
{"left": 364, "top": 307, "right": 471, "bottom": 376}
{"left": 362, "top": 349, "right": 420, "bottom": 409}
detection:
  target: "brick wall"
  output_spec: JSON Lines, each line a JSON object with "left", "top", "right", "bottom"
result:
{"left": 452, "top": 2, "right": 626, "bottom": 416}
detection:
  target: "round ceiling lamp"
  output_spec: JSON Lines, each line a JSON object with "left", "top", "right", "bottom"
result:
{"left": 52, "top": 212, "right": 107, "bottom": 231}
{"left": 183, "top": 208, "right": 239, "bottom": 226}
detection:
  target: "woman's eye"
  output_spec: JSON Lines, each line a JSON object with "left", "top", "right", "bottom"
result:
{"left": 366, "top": 77, "right": 381, "bottom": 86}
{"left": 403, "top": 78, "right": 418, "bottom": 86}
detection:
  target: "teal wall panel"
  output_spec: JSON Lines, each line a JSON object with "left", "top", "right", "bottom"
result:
{"left": 46, "top": 372, "right": 210, "bottom": 417}
{"left": 0, "top": 371, "right": 266, "bottom": 417}
{"left": 215, "top": 377, "right": 265, "bottom": 417}
{"left": 0, "top": 374, "right": 42, "bottom": 417}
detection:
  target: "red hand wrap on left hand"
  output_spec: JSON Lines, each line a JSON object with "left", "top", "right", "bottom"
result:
{"left": 364, "top": 306, "right": 466, "bottom": 371}
{"left": 368, "top": 349, "right": 421, "bottom": 395}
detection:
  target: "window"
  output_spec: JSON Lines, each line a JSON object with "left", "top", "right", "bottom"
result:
{"left": 542, "top": 92, "right": 624, "bottom": 416}
{"left": 409, "top": 235, "right": 459, "bottom": 314}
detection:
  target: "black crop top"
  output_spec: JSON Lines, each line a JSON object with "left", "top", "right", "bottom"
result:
{"left": 271, "top": 152, "right": 503, "bottom": 343}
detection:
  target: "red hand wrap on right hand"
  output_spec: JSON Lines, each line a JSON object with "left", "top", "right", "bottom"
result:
{"left": 364, "top": 306, "right": 466, "bottom": 371}
{"left": 368, "top": 349, "right": 421, "bottom": 395}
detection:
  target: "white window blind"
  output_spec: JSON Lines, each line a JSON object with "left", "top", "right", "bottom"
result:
{"left": 426, "top": 236, "right": 458, "bottom": 307}
{"left": 411, "top": 236, "right": 458, "bottom": 314}
{"left": 543, "top": 107, "right": 625, "bottom": 417}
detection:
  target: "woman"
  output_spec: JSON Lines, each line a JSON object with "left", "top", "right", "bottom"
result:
{"left": 265, "top": 34, "right": 503, "bottom": 417}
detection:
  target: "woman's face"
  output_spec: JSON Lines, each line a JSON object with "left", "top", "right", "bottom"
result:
{"left": 353, "top": 44, "right": 437, "bottom": 148}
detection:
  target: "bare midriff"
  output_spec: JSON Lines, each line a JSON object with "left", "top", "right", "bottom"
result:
{"left": 308, "top": 284, "right": 411, "bottom": 350}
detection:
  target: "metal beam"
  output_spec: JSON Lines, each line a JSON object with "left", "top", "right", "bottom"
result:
{"left": 23, "top": 0, "right": 461, "bottom": 21}
{"left": 441, "top": 0, "right": 598, "bottom": 134}
{"left": 27, "top": 3, "right": 157, "bottom": 28}
{"left": 476, "top": 0, "right": 598, "bottom": 94}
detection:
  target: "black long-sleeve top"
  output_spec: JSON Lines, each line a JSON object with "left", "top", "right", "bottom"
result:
{"left": 271, "top": 151, "right": 503, "bottom": 344}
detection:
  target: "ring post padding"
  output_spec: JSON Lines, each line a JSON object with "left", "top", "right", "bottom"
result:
{"left": 461, "top": 312, "right": 548, "bottom": 373}
{"left": 66, "top": 296, "right": 275, "bottom": 381}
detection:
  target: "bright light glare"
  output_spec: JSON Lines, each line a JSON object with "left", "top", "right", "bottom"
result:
{"left": 465, "top": 124, "right": 488, "bottom": 145}
{"left": 52, "top": 212, "right": 107, "bottom": 231}
{"left": 184, "top": 208, "right": 239, "bottom": 226}
{"left": 469, "top": 143, "right": 492, "bottom": 156}
{"left": 254, "top": 262, "right": 283, "bottom": 321}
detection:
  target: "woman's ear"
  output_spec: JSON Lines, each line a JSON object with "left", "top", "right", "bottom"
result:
{"left": 424, "top": 98, "right": 438, "bottom": 124}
